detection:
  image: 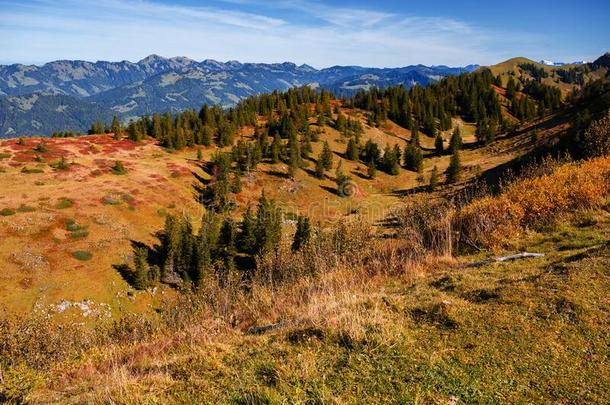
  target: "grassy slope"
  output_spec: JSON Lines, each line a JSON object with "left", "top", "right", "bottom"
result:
{"left": 0, "top": 107, "right": 546, "bottom": 315}
{"left": 26, "top": 210, "right": 610, "bottom": 403}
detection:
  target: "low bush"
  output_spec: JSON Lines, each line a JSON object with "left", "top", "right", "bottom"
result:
{"left": 0, "top": 208, "right": 16, "bottom": 216}
{"left": 69, "top": 229, "right": 89, "bottom": 239}
{"left": 56, "top": 198, "right": 74, "bottom": 209}
{"left": 111, "top": 160, "right": 127, "bottom": 175}
{"left": 33, "top": 143, "right": 48, "bottom": 153}
{"left": 0, "top": 152, "right": 11, "bottom": 159}
{"left": 72, "top": 251, "right": 93, "bottom": 261}
{"left": 392, "top": 196, "right": 454, "bottom": 257}
{"left": 21, "top": 167, "right": 44, "bottom": 174}
{"left": 50, "top": 157, "right": 70, "bottom": 170}
{"left": 17, "top": 205, "right": 36, "bottom": 213}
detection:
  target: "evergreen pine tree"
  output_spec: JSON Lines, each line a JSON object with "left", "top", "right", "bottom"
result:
{"left": 434, "top": 132, "right": 444, "bottom": 155}
{"left": 411, "top": 122, "right": 420, "bottom": 147}
{"left": 292, "top": 215, "right": 311, "bottom": 252}
{"left": 271, "top": 133, "right": 281, "bottom": 163}
{"left": 403, "top": 144, "right": 423, "bottom": 172}
{"left": 429, "top": 166, "right": 439, "bottom": 191}
{"left": 382, "top": 144, "right": 400, "bottom": 175}
{"left": 334, "top": 160, "right": 351, "bottom": 196}
{"left": 239, "top": 205, "right": 257, "bottom": 254}
{"left": 132, "top": 247, "right": 151, "bottom": 290}
{"left": 319, "top": 141, "right": 333, "bottom": 170}
{"left": 345, "top": 138, "right": 359, "bottom": 161}
{"left": 367, "top": 158, "right": 376, "bottom": 179}
{"left": 446, "top": 150, "right": 462, "bottom": 184}
{"left": 449, "top": 126, "right": 462, "bottom": 153}
{"left": 254, "top": 191, "right": 282, "bottom": 254}
{"left": 111, "top": 116, "right": 122, "bottom": 140}
{"left": 314, "top": 158, "right": 325, "bottom": 179}
{"left": 127, "top": 120, "right": 142, "bottom": 142}
{"left": 219, "top": 217, "right": 237, "bottom": 257}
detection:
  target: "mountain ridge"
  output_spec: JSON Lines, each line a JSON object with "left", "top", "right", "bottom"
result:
{"left": 0, "top": 56, "right": 480, "bottom": 137}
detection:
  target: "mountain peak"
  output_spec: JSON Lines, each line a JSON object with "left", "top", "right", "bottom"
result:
{"left": 138, "top": 54, "right": 167, "bottom": 64}
{"left": 298, "top": 64, "right": 317, "bottom": 72}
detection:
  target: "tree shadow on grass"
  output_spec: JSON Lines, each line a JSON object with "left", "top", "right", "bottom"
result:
{"left": 112, "top": 239, "right": 164, "bottom": 288}
{"left": 320, "top": 184, "right": 340, "bottom": 196}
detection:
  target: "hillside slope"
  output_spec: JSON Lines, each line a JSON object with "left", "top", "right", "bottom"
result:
{"left": 4, "top": 188, "right": 610, "bottom": 403}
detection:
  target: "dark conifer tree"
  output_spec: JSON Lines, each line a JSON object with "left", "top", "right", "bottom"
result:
{"left": 434, "top": 133, "right": 444, "bottom": 155}
{"left": 292, "top": 215, "right": 311, "bottom": 252}
{"left": 254, "top": 191, "right": 282, "bottom": 254}
{"left": 239, "top": 205, "right": 257, "bottom": 255}
{"left": 449, "top": 125, "right": 462, "bottom": 152}
{"left": 367, "top": 158, "right": 377, "bottom": 179}
{"left": 345, "top": 138, "right": 359, "bottom": 161}
{"left": 111, "top": 116, "right": 122, "bottom": 140}
{"left": 446, "top": 150, "right": 462, "bottom": 184}
{"left": 319, "top": 141, "right": 333, "bottom": 170}
{"left": 429, "top": 165, "right": 439, "bottom": 191}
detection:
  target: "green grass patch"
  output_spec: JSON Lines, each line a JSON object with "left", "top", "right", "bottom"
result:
{"left": 157, "top": 208, "right": 168, "bottom": 217}
{"left": 56, "top": 198, "right": 74, "bottom": 209}
{"left": 72, "top": 251, "right": 92, "bottom": 261}
{"left": 65, "top": 219, "right": 87, "bottom": 234}
{"left": 0, "top": 208, "right": 16, "bottom": 216}
{"left": 50, "top": 157, "right": 70, "bottom": 170}
{"left": 69, "top": 229, "right": 90, "bottom": 239}
{"left": 111, "top": 161, "right": 127, "bottom": 175}
{"left": 0, "top": 152, "right": 11, "bottom": 159}
{"left": 64, "top": 218, "right": 81, "bottom": 228}
{"left": 17, "top": 204, "right": 36, "bottom": 213}
{"left": 21, "top": 167, "right": 44, "bottom": 174}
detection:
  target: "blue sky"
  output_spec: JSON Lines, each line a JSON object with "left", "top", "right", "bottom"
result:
{"left": 0, "top": 0, "right": 608, "bottom": 67}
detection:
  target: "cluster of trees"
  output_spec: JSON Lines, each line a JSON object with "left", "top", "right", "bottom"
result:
{"left": 352, "top": 69, "right": 502, "bottom": 137}
{"left": 91, "top": 87, "right": 337, "bottom": 151}
{"left": 335, "top": 109, "right": 364, "bottom": 138}
{"left": 51, "top": 130, "right": 80, "bottom": 138}
{"left": 566, "top": 78, "right": 610, "bottom": 157}
{"left": 557, "top": 67, "right": 587, "bottom": 85}
{"left": 129, "top": 192, "right": 313, "bottom": 290}
{"left": 505, "top": 76, "right": 562, "bottom": 121}
{"left": 518, "top": 63, "right": 549, "bottom": 81}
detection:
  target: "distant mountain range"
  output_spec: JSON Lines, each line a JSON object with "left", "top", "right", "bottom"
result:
{"left": 539, "top": 60, "right": 588, "bottom": 67}
{"left": 0, "top": 55, "right": 478, "bottom": 137}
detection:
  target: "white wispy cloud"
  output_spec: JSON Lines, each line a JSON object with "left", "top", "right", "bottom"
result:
{"left": 0, "top": 0, "right": 542, "bottom": 67}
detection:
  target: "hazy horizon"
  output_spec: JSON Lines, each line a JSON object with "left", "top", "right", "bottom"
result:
{"left": 1, "top": 0, "right": 608, "bottom": 68}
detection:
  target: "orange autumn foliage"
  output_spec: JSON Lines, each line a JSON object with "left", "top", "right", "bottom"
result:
{"left": 458, "top": 157, "right": 610, "bottom": 250}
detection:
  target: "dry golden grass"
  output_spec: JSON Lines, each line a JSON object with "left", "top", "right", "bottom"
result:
{"left": 457, "top": 156, "right": 610, "bottom": 250}
{"left": 3, "top": 211, "right": 609, "bottom": 403}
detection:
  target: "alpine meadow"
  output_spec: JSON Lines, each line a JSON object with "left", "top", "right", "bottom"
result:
{"left": 0, "top": 0, "right": 609, "bottom": 403}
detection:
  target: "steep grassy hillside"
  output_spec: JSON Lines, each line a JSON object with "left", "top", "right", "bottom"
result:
{"left": 3, "top": 159, "right": 609, "bottom": 402}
